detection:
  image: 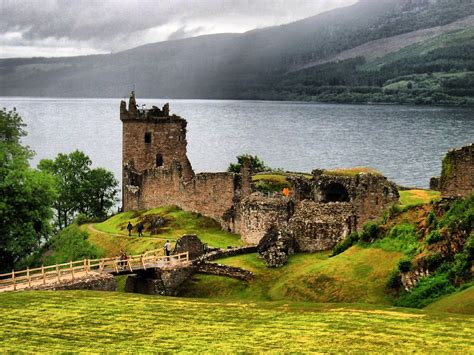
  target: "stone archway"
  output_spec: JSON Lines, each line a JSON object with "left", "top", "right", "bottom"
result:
{"left": 321, "top": 182, "right": 349, "bottom": 202}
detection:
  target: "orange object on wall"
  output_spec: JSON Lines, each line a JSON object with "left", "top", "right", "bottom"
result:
{"left": 282, "top": 187, "right": 290, "bottom": 197}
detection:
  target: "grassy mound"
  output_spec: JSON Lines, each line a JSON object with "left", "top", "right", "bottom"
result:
{"left": 323, "top": 166, "right": 382, "bottom": 176}
{"left": 399, "top": 189, "right": 440, "bottom": 207}
{"left": 85, "top": 206, "right": 242, "bottom": 256}
{"left": 425, "top": 286, "right": 474, "bottom": 314}
{"left": 1, "top": 291, "right": 473, "bottom": 352}
{"left": 181, "top": 245, "right": 402, "bottom": 304}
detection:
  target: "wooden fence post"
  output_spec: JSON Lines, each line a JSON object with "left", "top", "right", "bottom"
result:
{"left": 70, "top": 261, "right": 74, "bottom": 280}
{"left": 57, "top": 265, "right": 60, "bottom": 282}
{"left": 42, "top": 265, "right": 45, "bottom": 285}
{"left": 27, "top": 267, "right": 31, "bottom": 287}
{"left": 12, "top": 270, "right": 16, "bottom": 291}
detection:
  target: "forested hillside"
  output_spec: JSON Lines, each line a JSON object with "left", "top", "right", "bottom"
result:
{"left": 0, "top": 0, "right": 473, "bottom": 105}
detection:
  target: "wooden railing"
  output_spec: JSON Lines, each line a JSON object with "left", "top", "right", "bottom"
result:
{"left": 0, "top": 250, "right": 189, "bottom": 292}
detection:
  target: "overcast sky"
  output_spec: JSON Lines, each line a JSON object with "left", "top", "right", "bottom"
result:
{"left": 0, "top": 0, "right": 357, "bottom": 58}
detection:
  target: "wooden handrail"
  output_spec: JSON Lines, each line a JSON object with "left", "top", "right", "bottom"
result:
{"left": 0, "top": 249, "right": 189, "bottom": 291}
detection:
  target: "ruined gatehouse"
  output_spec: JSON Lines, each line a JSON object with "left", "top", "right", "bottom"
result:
{"left": 121, "top": 93, "right": 399, "bottom": 252}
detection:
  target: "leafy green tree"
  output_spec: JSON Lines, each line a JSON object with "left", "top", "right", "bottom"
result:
{"left": 0, "top": 108, "right": 56, "bottom": 272}
{"left": 39, "top": 150, "right": 118, "bottom": 229}
{"left": 227, "top": 154, "right": 270, "bottom": 174}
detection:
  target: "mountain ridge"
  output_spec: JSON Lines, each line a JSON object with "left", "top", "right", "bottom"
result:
{"left": 0, "top": 0, "right": 473, "bottom": 105}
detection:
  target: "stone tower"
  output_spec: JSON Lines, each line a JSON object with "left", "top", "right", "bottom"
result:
{"left": 121, "top": 92, "right": 195, "bottom": 210}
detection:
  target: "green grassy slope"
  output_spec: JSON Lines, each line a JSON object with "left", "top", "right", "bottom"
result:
{"left": 1, "top": 291, "right": 473, "bottom": 352}
{"left": 181, "top": 246, "right": 402, "bottom": 304}
{"left": 84, "top": 206, "right": 242, "bottom": 256}
{"left": 425, "top": 286, "right": 474, "bottom": 315}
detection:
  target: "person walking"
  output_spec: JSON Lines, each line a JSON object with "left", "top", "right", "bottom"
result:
{"left": 127, "top": 222, "right": 133, "bottom": 236}
{"left": 163, "top": 240, "right": 171, "bottom": 258}
{"left": 137, "top": 222, "right": 144, "bottom": 237}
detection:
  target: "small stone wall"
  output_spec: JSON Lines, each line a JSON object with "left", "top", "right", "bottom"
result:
{"left": 239, "top": 194, "right": 294, "bottom": 244}
{"left": 288, "top": 201, "right": 356, "bottom": 252}
{"left": 196, "top": 262, "right": 253, "bottom": 281}
{"left": 201, "top": 246, "right": 257, "bottom": 262}
{"left": 24, "top": 273, "right": 117, "bottom": 292}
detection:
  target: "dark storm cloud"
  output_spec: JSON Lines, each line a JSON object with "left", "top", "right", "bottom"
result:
{"left": 0, "top": 0, "right": 357, "bottom": 57}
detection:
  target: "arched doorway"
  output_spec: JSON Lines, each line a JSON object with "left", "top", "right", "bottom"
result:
{"left": 321, "top": 182, "right": 349, "bottom": 202}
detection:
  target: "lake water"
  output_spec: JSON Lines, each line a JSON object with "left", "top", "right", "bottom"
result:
{"left": 1, "top": 97, "right": 473, "bottom": 188}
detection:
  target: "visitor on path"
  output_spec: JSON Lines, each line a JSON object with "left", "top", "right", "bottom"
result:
{"left": 127, "top": 222, "right": 133, "bottom": 236}
{"left": 137, "top": 222, "right": 144, "bottom": 237}
{"left": 119, "top": 249, "right": 127, "bottom": 269}
{"left": 164, "top": 240, "right": 171, "bottom": 258}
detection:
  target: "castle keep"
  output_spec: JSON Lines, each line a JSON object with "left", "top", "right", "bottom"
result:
{"left": 121, "top": 93, "right": 399, "bottom": 251}
{"left": 121, "top": 92, "right": 247, "bottom": 230}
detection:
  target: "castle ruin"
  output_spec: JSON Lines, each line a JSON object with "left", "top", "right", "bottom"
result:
{"left": 121, "top": 93, "right": 399, "bottom": 251}
{"left": 430, "top": 143, "right": 474, "bottom": 199}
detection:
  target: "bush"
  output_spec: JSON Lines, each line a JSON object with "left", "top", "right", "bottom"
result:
{"left": 75, "top": 213, "right": 108, "bottom": 225}
{"left": 423, "top": 252, "right": 444, "bottom": 270}
{"left": 426, "top": 230, "right": 442, "bottom": 244}
{"left": 331, "top": 232, "right": 359, "bottom": 256}
{"left": 426, "top": 211, "right": 438, "bottom": 228}
{"left": 398, "top": 259, "right": 413, "bottom": 273}
{"left": 395, "top": 273, "right": 455, "bottom": 308}
{"left": 359, "top": 222, "right": 380, "bottom": 242}
{"left": 386, "top": 269, "right": 402, "bottom": 289}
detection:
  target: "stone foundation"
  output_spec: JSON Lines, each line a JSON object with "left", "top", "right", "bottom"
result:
{"left": 24, "top": 273, "right": 117, "bottom": 292}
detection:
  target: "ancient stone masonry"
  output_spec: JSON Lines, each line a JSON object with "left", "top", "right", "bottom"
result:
{"left": 431, "top": 143, "right": 474, "bottom": 198}
{"left": 121, "top": 92, "right": 250, "bottom": 229}
{"left": 121, "top": 93, "right": 399, "bottom": 253}
{"left": 288, "top": 201, "right": 356, "bottom": 252}
{"left": 257, "top": 226, "right": 295, "bottom": 267}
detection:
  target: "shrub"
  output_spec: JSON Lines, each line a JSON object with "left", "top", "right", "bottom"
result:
{"left": 426, "top": 230, "right": 442, "bottom": 244}
{"left": 359, "top": 222, "right": 380, "bottom": 242}
{"left": 386, "top": 269, "right": 402, "bottom": 289}
{"left": 395, "top": 273, "right": 455, "bottom": 308}
{"left": 331, "top": 232, "right": 359, "bottom": 256}
{"left": 75, "top": 213, "right": 108, "bottom": 225}
{"left": 398, "top": 259, "right": 413, "bottom": 273}
{"left": 423, "top": 252, "right": 444, "bottom": 270}
{"left": 426, "top": 211, "right": 438, "bottom": 228}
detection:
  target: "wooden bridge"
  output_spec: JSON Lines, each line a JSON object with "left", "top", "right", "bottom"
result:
{"left": 0, "top": 249, "right": 189, "bottom": 292}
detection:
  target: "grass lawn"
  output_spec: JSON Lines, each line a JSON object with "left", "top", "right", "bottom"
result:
{"left": 425, "top": 286, "right": 474, "bottom": 314}
{"left": 87, "top": 206, "right": 242, "bottom": 255}
{"left": 181, "top": 245, "right": 402, "bottom": 304}
{"left": 0, "top": 291, "right": 472, "bottom": 352}
{"left": 399, "top": 189, "right": 440, "bottom": 207}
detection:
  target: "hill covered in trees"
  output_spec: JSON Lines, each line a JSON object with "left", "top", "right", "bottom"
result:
{"left": 1, "top": 0, "right": 473, "bottom": 105}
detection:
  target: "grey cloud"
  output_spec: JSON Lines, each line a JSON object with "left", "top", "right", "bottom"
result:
{"left": 0, "top": 0, "right": 357, "bottom": 57}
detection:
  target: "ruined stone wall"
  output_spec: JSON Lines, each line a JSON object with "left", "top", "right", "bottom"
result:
{"left": 438, "top": 143, "right": 474, "bottom": 198}
{"left": 313, "top": 172, "right": 399, "bottom": 228}
{"left": 239, "top": 194, "right": 294, "bottom": 244}
{"left": 121, "top": 94, "right": 245, "bottom": 228}
{"left": 288, "top": 201, "right": 356, "bottom": 252}
{"left": 124, "top": 163, "right": 239, "bottom": 226}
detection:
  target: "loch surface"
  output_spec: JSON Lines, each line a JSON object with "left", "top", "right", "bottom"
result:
{"left": 2, "top": 97, "right": 473, "bottom": 188}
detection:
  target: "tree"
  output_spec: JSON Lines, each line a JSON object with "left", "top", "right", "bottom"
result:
{"left": 227, "top": 154, "right": 271, "bottom": 174}
{"left": 39, "top": 150, "right": 118, "bottom": 229}
{"left": 0, "top": 108, "right": 56, "bottom": 272}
